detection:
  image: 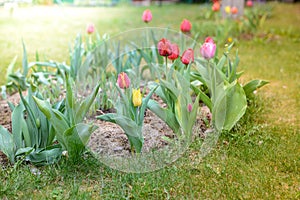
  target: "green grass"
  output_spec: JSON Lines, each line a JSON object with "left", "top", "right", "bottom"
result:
{"left": 1, "top": 2, "right": 300, "bottom": 199}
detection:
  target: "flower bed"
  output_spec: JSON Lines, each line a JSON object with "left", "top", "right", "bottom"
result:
{"left": 0, "top": 6, "right": 268, "bottom": 172}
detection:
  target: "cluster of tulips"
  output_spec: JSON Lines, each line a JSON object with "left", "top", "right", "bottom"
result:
{"left": 157, "top": 36, "right": 216, "bottom": 65}
{"left": 212, "top": 0, "right": 253, "bottom": 14}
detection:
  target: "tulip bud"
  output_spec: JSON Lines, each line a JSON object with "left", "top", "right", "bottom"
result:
{"left": 157, "top": 38, "right": 172, "bottom": 57}
{"left": 187, "top": 104, "right": 192, "bottom": 112}
{"left": 180, "top": 19, "right": 192, "bottom": 33}
{"left": 117, "top": 72, "right": 130, "bottom": 89}
{"left": 212, "top": 2, "right": 220, "bottom": 12}
{"left": 200, "top": 37, "right": 216, "bottom": 60}
{"left": 132, "top": 89, "right": 142, "bottom": 107}
{"left": 168, "top": 43, "right": 180, "bottom": 61}
{"left": 231, "top": 6, "right": 238, "bottom": 15}
{"left": 36, "top": 118, "right": 40, "bottom": 128}
{"left": 142, "top": 9, "right": 152, "bottom": 23}
{"left": 86, "top": 23, "right": 95, "bottom": 34}
{"left": 181, "top": 48, "right": 194, "bottom": 65}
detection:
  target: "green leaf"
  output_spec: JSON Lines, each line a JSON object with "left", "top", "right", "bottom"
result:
{"left": 19, "top": 89, "right": 39, "bottom": 147}
{"left": 243, "top": 79, "right": 269, "bottom": 97}
{"left": 213, "top": 82, "right": 247, "bottom": 131}
{"left": 191, "top": 84, "right": 212, "bottom": 111}
{"left": 97, "top": 113, "right": 143, "bottom": 153}
{"left": 70, "top": 34, "right": 84, "bottom": 79}
{"left": 6, "top": 55, "right": 18, "bottom": 82}
{"left": 21, "top": 118, "right": 31, "bottom": 147}
{"left": 147, "top": 99, "right": 180, "bottom": 133}
{"left": 189, "top": 94, "right": 201, "bottom": 132}
{"left": 75, "top": 82, "right": 101, "bottom": 123}
{"left": 11, "top": 103, "right": 25, "bottom": 149}
{"left": 175, "top": 94, "right": 188, "bottom": 134}
{"left": 228, "top": 50, "right": 239, "bottom": 83}
{"left": 159, "top": 79, "right": 179, "bottom": 98}
{"left": 138, "top": 86, "right": 158, "bottom": 126}
{"left": 15, "top": 147, "right": 34, "bottom": 156}
{"left": 0, "top": 126, "right": 15, "bottom": 164}
{"left": 63, "top": 123, "right": 97, "bottom": 159}
{"left": 22, "top": 40, "right": 29, "bottom": 77}
{"left": 217, "top": 55, "right": 226, "bottom": 71}
{"left": 33, "top": 96, "right": 70, "bottom": 149}
{"left": 65, "top": 76, "right": 75, "bottom": 125}
{"left": 26, "top": 147, "right": 62, "bottom": 166}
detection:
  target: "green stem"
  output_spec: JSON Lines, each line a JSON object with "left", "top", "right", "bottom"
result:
{"left": 165, "top": 56, "right": 168, "bottom": 78}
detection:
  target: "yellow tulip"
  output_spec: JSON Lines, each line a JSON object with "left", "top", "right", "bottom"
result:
{"left": 225, "top": 6, "right": 231, "bottom": 14}
{"left": 132, "top": 89, "right": 142, "bottom": 107}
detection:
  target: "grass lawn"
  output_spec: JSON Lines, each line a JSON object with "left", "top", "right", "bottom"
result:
{"left": 0, "top": 2, "right": 299, "bottom": 199}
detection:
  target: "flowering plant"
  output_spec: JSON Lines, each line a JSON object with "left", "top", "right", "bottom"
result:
{"left": 194, "top": 37, "right": 268, "bottom": 132}
{"left": 147, "top": 38, "right": 200, "bottom": 141}
{"left": 97, "top": 72, "right": 157, "bottom": 153}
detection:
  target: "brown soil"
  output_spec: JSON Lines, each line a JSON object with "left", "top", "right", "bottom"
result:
{"left": 0, "top": 91, "right": 211, "bottom": 167}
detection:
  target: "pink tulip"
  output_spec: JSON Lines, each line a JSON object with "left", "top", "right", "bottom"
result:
{"left": 231, "top": 6, "right": 238, "bottom": 15}
{"left": 200, "top": 37, "right": 216, "bottom": 60}
{"left": 168, "top": 43, "right": 180, "bottom": 61}
{"left": 86, "top": 23, "right": 95, "bottom": 34}
{"left": 142, "top": 9, "right": 152, "bottom": 23}
{"left": 117, "top": 72, "right": 130, "bottom": 89}
{"left": 181, "top": 48, "right": 194, "bottom": 65}
{"left": 246, "top": 0, "right": 253, "bottom": 7}
{"left": 157, "top": 38, "right": 172, "bottom": 57}
{"left": 180, "top": 19, "right": 192, "bottom": 33}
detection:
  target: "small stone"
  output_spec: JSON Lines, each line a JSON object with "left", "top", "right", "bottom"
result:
{"left": 113, "top": 146, "right": 124, "bottom": 152}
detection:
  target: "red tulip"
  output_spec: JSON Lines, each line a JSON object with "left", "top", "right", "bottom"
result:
{"left": 117, "top": 72, "right": 130, "bottom": 89}
{"left": 181, "top": 48, "right": 194, "bottom": 65}
{"left": 168, "top": 43, "right": 180, "bottom": 61}
{"left": 246, "top": 0, "right": 253, "bottom": 7}
{"left": 142, "top": 9, "right": 152, "bottom": 23}
{"left": 200, "top": 37, "right": 216, "bottom": 60}
{"left": 157, "top": 38, "right": 172, "bottom": 57}
{"left": 231, "top": 6, "right": 238, "bottom": 14}
{"left": 86, "top": 23, "right": 95, "bottom": 34}
{"left": 180, "top": 19, "right": 192, "bottom": 33}
{"left": 212, "top": 2, "right": 220, "bottom": 12}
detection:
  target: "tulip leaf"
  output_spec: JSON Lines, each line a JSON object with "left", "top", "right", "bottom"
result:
{"left": 15, "top": 147, "right": 34, "bottom": 157}
{"left": 0, "top": 126, "right": 15, "bottom": 164}
{"left": 147, "top": 99, "right": 180, "bottom": 134}
{"left": 33, "top": 96, "right": 70, "bottom": 149}
{"left": 63, "top": 123, "right": 97, "bottom": 159}
{"left": 243, "top": 79, "right": 269, "bottom": 97}
{"left": 22, "top": 40, "right": 29, "bottom": 77}
{"left": 213, "top": 82, "right": 247, "bottom": 131}
{"left": 138, "top": 86, "right": 158, "bottom": 126}
{"left": 25, "top": 147, "right": 62, "bottom": 166}
{"left": 97, "top": 113, "right": 143, "bottom": 153}
{"left": 12, "top": 103, "right": 25, "bottom": 149}
{"left": 191, "top": 84, "right": 212, "bottom": 111}
{"left": 75, "top": 83, "right": 100, "bottom": 123}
